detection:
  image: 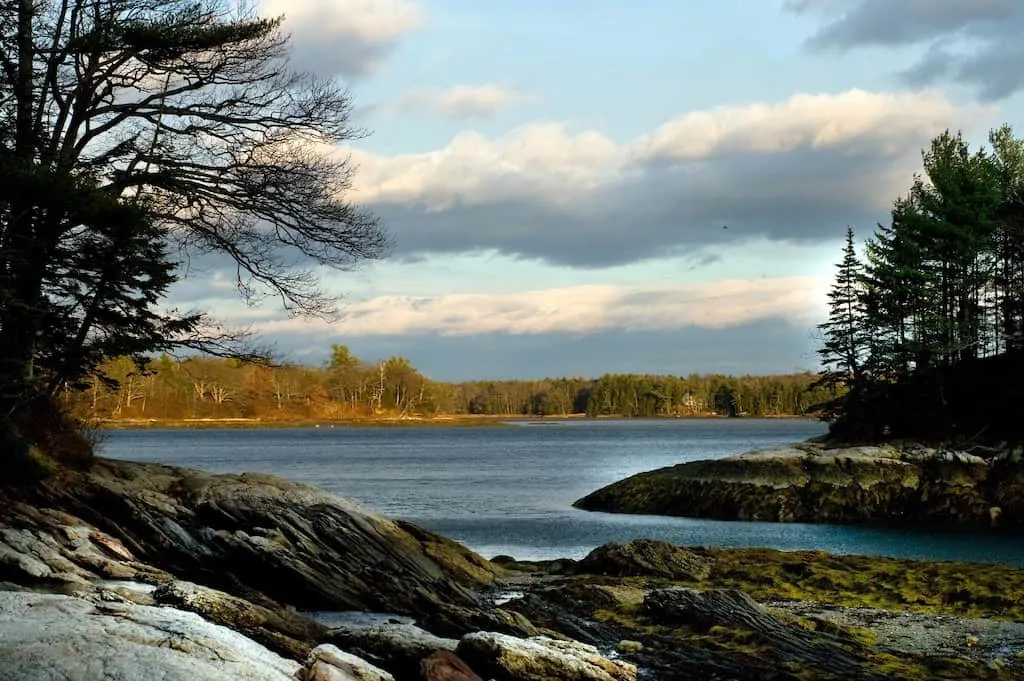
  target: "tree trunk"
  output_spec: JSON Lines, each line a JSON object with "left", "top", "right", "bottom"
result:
{"left": 0, "top": 0, "right": 40, "bottom": 426}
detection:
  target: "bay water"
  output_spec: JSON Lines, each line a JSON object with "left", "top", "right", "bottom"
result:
{"left": 98, "top": 418, "right": 1024, "bottom": 566}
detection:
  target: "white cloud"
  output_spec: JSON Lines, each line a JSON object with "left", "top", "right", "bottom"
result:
{"left": 351, "top": 89, "right": 977, "bottom": 206}
{"left": 631, "top": 89, "right": 963, "bottom": 162}
{"left": 260, "top": 0, "right": 423, "bottom": 77}
{"left": 255, "top": 276, "right": 827, "bottom": 337}
{"left": 342, "top": 89, "right": 990, "bottom": 265}
{"left": 348, "top": 122, "right": 622, "bottom": 210}
{"left": 394, "top": 84, "right": 532, "bottom": 120}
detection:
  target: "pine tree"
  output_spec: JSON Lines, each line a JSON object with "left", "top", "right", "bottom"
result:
{"left": 817, "top": 227, "right": 869, "bottom": 390}
{"left": 989, "top": 126, "right": 1024, "bottom": 353}
{"left": 860, "top": 202, "right": 935, "bottom": 380}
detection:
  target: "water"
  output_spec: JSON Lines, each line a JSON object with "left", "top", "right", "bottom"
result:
{"left": 97, "top": 419, "right": 1024, "bottom": 566}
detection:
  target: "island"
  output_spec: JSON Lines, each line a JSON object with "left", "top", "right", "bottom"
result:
{"left": 574, "top": 440, "right": 1024, "bottom": 526}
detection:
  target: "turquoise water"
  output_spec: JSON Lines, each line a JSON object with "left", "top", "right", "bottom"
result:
{"left": 98, "top": 419, "right": 1024, "bottom": 566}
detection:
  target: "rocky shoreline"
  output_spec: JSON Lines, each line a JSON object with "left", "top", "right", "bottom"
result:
{"left": 3, "top": 456, "right": 1024, "bottom": 679}
{"left": 574, "top": 441, "right": 1024, "bottom": 527}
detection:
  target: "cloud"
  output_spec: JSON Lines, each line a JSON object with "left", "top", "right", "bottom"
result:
{"left": 254, "top": 276, "right": 827, "bottom": 338}
{"left": 393, "top": 84, "right": 531, "bottom": 120}
{"left": 260, "top": 0, "right": 423, "bottom": 77}
{"left": 344, "top": 89, "right": 985, "bottom": 267}
{"left": 631, "top": 89, "right": 957, "bottom": 161}
{"left": 786, "top": 0, "right": 1024, "bottom": 99}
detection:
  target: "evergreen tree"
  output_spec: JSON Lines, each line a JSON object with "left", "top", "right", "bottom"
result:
{"left": 989, "top": 126, "right": 1024, "bottom": 352}
{"left": 817, "top": 227, "right": 868, "bottom": 389}
{"left": 820, "top": 126, "right": 1024, "bottom": 443}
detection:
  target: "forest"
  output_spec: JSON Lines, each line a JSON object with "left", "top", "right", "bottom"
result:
{"left": 818, "top": 126, "right": 1024, "bottom": 443}
{"left": 60, "top": 346, "right": 835, "bottom": 422}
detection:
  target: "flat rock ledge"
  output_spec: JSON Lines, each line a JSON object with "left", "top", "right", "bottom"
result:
{"left": 0, "top": 590, "right": 302, "bottom": 681}
{"left": 0, "top": 588, "right": 635, "bottom": 681}
{"left": 574, "top": 441, "right": 1024, "bottom": 526}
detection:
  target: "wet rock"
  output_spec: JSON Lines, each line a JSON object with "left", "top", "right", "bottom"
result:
{"left": 575, "top": 539, "right": 711, "bottom": 581}
{"left": 456, "top": 631, "right": 636, "bottom": 681}
{"left": 616, "top": 640, "right": 643, "bottom": 654}
{"left": 420, "top": 650, "right": 483, "bottom": 681}
{"left": 498, "top": 590, "right": 608, "bottom": 646}
{"left": 490, "top": 555, "right": 576, "bottom": 575}
{"left": 0, "top": 590, "right": 300, "bottom": 680}
{"left": 300, "top": 644, "right": 395, "bottom": 681}
{"left": 418, "top": 602, "right": 539, "bottom": 639}
{"left": 322, "top": 622, "right": 457, "bottom": 678}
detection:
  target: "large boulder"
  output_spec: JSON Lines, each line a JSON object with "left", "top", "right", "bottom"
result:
{"left": 0, "top": 590, "right": 300, "bottom": 681}
{"left": 575, "top": 539, "right": 711, "bottom": 580}
{"left": 456, "top": 632, "right": 636, "bottom": 681}
{"left": 322, "top": 622, "right": 457, "bottom": 678}
{"left": 574, "top": 442, "right": 1018, "bottom": 527}
{"left": 299, "top": 644, "right": 395, "bottom": 681}
{"left": 2, "top": 458, "right": 497, "bottom": 631}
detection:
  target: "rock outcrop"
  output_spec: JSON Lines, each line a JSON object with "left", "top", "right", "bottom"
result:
{"left": 456, "top": 632, "right": 637, "bottom": 681}
{"left": 575, "top": 539, "right": 711, "bottom": 580}
{"left": 574, "top": 442, "right": 1024, "bottom": 526}
{"left": 1, "top": 458, "right": 498, "bottom": 631}
{"left": 322, "top": 622, "right": 457, "bottom": 679}
{"left": 642, "top": 588, "right": 867, "bottom": 678}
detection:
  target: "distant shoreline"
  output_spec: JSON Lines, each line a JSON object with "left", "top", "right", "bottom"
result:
{"left": 94, "top": 413, "right": 819, "bottom": 430}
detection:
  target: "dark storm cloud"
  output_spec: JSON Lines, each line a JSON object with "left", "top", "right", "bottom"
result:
{"left": 787, "top": 0, "right": 1024, "bottom": 99}
{"left": 346, "top": 87, "right": 973, "bottom": 268}
{"left": 372, "top": 144, "right": 915, "bottom": 268}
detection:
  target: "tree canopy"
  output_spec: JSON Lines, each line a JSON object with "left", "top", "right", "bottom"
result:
{"left": 818, "top": 126, "right": 1024, "bottom": 443}
{"left": 0, "top": 0, "right": 388, "bottom": 455}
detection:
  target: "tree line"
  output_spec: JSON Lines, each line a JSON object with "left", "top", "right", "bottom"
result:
{"left": 818, "top": 127, "right": 1024, "bottom": 443}
{"left": 62, "top": 346, "right": 833, "bottom": 422}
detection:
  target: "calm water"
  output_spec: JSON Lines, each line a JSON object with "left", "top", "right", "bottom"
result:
{"left": 98, "top": 419, "right": 1024, "bottom": 566}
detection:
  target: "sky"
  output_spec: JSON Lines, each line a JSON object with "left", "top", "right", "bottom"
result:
{"left": 174, "top": 0, "right": 1024, "bottom": 381}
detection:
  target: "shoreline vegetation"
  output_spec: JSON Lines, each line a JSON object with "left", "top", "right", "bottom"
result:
{"left": 93, "top": 412, "right": 818, "bottom": 429}
{"left": 60, "top": 350, "right": 836, "bottom": 426}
